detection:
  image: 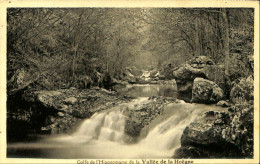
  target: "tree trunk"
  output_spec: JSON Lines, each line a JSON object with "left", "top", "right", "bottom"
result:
{"left": 221, "top": 9, "right": 231, "bottom": 98}
{"left": 222, "top": 9, "right": 230, "bottom": 77}
{"left": 195, "top": 16, "right": 201, "bottom": 56}
{"left": 72, "top": 43, "right": 79, "bottom": 81}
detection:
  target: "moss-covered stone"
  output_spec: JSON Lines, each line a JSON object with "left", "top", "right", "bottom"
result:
{"left": 192, "top": 78, "right": 224, "bottom": 104}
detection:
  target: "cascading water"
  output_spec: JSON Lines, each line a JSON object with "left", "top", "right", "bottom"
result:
{"left": 54, "top": 110, "right": 128, "bottom": 144}
{"left": 7, "top": 86, "right": 225, "bottom": 159}
{"left": 138, "top": 103, "right": 203, "bottom": 155}
{"left": 39, "top": 99, "right": 206, "bottom": 158}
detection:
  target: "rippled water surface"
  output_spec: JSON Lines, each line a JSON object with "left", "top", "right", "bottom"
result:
{"left": 116, "top": 84, "right": 177, "bottom": 98}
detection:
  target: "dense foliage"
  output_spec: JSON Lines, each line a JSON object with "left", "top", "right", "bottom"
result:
{"left": 6, "top": 8, "right": 255, "bottom": 158}
{"left": 7, "top": 8, "right": 254, "bottom": 90}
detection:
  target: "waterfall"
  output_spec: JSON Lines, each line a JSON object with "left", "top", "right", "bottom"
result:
{"left": 138, "top": 103, "right": 201, "bottom": 155}
{"left": 8, "top": 98, "right": 221, "bottom": 158}
{"left": 47, "top": 100, "right": 203, "bottom": 158}
{"left": 52, "top": 110, "right": 128, "bottom": 144}
{"left": 50, "top": 98, "right": 150, "bottom": 144}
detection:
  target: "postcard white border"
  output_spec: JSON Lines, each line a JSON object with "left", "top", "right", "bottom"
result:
{"left": 0, "top": 0, "right": 259, "bottom": 163}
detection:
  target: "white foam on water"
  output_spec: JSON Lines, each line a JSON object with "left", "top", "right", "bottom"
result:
{"left": 46, "top": 99, "right": 205, "bottom": 158}
{"left": 9, "top": 98, "right": 225, "bottom": 158}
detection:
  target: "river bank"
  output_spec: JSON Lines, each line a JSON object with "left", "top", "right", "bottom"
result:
{"left": 7, "top": 55, "right": 254, "bottom": 158}
{"left": 7, "top": 82, "right": 254, "bottom": 159}
{"left": 7, "top": 99, "right": 228, "bottom": 159}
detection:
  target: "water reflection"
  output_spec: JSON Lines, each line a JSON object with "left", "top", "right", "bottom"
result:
{"left": 116, "top": 84, "right": 177, "bottom": 98}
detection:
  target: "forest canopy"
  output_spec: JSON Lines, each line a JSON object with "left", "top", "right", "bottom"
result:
{"left": 7, "top": 8, "right": 254, "bottom": 90}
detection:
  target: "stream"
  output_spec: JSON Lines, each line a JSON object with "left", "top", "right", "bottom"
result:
{"left": 7, "top": 84, "right": 225, "bottom": 158}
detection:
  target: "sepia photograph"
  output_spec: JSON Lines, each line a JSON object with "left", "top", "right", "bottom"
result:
{"left": 0, "top": 0, "right": 259, "bottom": 163}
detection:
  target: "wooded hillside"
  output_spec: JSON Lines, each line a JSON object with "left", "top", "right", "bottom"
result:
{"left": 7, "top": 8, "right": 254, "bottom": 92}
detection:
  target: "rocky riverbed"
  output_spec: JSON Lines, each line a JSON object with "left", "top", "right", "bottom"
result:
{"left": 7, "top": 56, "right": 254, "bottom": 158}
{"left": 174, "top": 101, "right": 253, "bottom": 158}
{"left": 7, "top": 87, "right": 131, "bottom": 139}
{"left": 7, "top": 85, "right": 177, "bottom": 141}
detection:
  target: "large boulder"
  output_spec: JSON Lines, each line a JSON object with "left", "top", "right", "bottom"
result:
{"left": 202, "top": 64, "right": 226, "bottom": 93}
{"left": 14, "top": 88, "right": 128, "bottom": 134}
{"left": 35, "top": 90, "right": 62, "bottom": 109}
{"left": 124, "top": 97, "right": 177, "bottom": 142}
{"left": 181, "top": 123, "right": 220, "bottom": 146}
{"left": 192, "top": 78, "right": 224, "bottom": 104}
{"left": 8, "top": 67, "right": 40, "bottom": 95}
{"left": 172, "top": 56, "right": 226, "bottom": 102}
{"left": 172, "top": 64, "right": 207, "bottom": 101}
{"left": 230, "top": 76, "right": 254, "bottom": 103}
{"left": 171, "top": 56, "right": 216, "bottom": 101}
{"left": 221, "top": 103, "right": 254, "bottom": 157}
{"left": 175, "top": 112, "right": 242, "bottom": 158}
{"left": 180, "top": 111, "right": 229, "bottom": 148}
{"left": 174, "top": 102, "right": 254, "bottom": 158}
